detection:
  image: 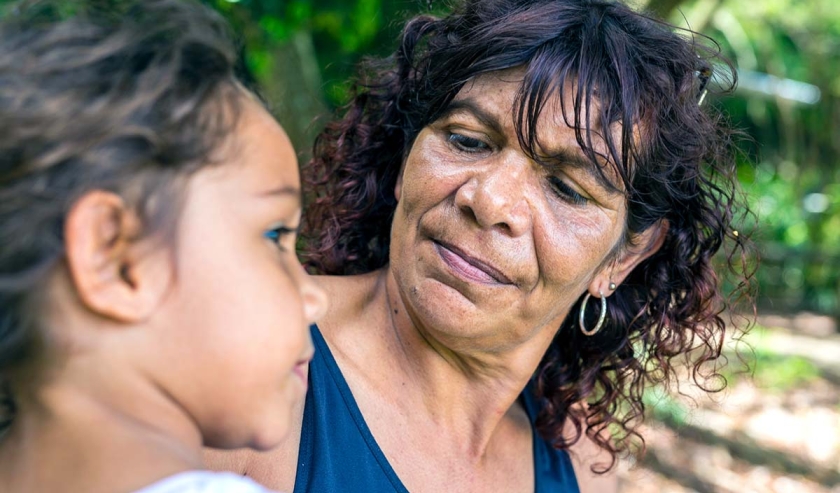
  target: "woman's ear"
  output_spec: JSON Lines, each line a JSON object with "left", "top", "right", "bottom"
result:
{"left": 590, "top": 220, "right": 669, "bottom": 295}
{"left": 64, "top": 191, "right": 168, "bottom": 322}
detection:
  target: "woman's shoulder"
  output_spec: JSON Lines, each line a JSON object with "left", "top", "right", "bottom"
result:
{"left": 134, "top": 471, "right": 279, "bottom": 493}
{"left": 314, "top": 271, "right": 383, "bottom": 315}
{"left": 567, "top": 439, "right": 618, "bottom": 493}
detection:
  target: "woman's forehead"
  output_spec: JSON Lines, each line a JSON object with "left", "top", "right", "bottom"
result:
{"left": 454, "top": 70, "right": 614, "bottom": 141}
{"left": 456, "top": 72, "right": 621, "bottom": 148}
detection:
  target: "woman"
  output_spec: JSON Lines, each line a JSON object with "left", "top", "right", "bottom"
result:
{"left": 208, "top": 0, "right": 752, "bottom": 491}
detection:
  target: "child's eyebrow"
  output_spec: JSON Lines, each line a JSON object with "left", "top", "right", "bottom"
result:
{"left": 258, "top": 185, "right": 302, "bottom": 205}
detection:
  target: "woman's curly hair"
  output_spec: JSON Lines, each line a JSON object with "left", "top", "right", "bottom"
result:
{"left": 303, "top": 0, "right": 755, "bottom": 471}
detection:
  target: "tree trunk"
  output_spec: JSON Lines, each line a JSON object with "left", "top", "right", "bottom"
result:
{"left": 644, "top": 0, "right": 687, "bottom": 19}
{"left": 260, "top": 29, "right": 328, "bottom": 164}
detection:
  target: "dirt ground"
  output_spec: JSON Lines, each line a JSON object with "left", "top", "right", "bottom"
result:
{"left": 617, "top": 313, "right": 840, "bottom": 493}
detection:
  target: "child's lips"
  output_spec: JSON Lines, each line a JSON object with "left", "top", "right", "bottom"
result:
{"left": 292, "top": 358, "right": 311, "bottom": 387}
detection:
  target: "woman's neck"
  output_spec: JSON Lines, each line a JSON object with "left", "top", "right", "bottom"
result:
{"left": 0, "top": 363, "right": 203, "bottom": 493}
{"left": 333, "top": 267, "right": 557, "bottom": 460}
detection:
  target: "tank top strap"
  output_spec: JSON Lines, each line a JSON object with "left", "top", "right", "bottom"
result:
{"left": 294, "top": 325, "right": 409, "bottom": 493}
{"left": 295, "top": 324, "right": 578, "bottom": 492}
{"left": 520, "top": 384, "right": 580, "bottom": 493}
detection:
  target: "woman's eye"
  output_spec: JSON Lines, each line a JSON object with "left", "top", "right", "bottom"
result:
{"left": 448, "top": 132, "right": 490, "bottom": 153}
{"left": 548, "top": 176, "right": 588, "bottom": 205}
{"left": 264, "top": 225, "right": 297, "bottom": 251}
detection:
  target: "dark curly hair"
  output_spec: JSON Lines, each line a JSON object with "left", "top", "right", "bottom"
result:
{"left": 0, "top": 0, "right": 246, "bottom": 429}
{"left": 303, "top": 0, "right": 755, "bottom": 471}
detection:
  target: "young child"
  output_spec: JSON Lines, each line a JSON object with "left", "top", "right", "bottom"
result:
{"left": 0, "top": 0, "right": 327, "bottom": 491}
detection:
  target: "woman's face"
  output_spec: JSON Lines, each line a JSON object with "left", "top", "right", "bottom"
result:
{"left": 389, "top": 70, "right": 640, "bottom": 350}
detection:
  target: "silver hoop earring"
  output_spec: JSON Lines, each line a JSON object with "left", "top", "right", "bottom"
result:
{"left": 579, "top": 290, "right": 607, "bottom": 336}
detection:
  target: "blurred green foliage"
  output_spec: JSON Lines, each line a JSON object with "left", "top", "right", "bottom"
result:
{"left": 203, "top": 0, "right": 840, "bottom": 317}
{"left": 671, "top": 0, "right": 840, "bottom": 315}
{"left": 753, "top": 352, "right": 821, "bottom": 390}
{"left": 200, "top": 0, "right": 437, "bottom": 156}
{"left": 0, "top": 0, "right": 834, "bottom": 317}
{"left": 645, "top": 385, "right": 692, "bottom": 427}
{"left": 722, "top": 349, "right": 821, "bottom": 393}
{"left": 205, "top": 0, "right": 430, "bottom": 107}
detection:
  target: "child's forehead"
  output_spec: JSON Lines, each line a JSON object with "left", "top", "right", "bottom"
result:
{"left": 200, "top": 100, "right": 300, "bottom": 198}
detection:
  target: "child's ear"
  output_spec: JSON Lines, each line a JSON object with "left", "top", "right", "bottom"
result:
{"left": 64, "top": 191, "right": 168, "bottom": 322}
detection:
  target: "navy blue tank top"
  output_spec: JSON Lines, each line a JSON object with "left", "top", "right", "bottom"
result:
{"left": 293, "top": 326, "right": 579, "bottom": 493}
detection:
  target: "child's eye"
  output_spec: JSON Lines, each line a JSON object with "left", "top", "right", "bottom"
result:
{"left": 548, "top": 176, "right": 588, "bottom": 206}
{"left": 448, "top": 132, "right": 490, "bottom": 153}
{"left": 263, "top": 224, "right": 298, "bottom": 251}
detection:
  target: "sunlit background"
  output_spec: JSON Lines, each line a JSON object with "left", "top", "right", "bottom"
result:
{"left": 210, "top": 0, "right": 840, "bottom": 491}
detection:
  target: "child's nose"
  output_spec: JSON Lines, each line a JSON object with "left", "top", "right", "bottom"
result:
{"left": 299, "top": 267, "right": 328, "bottom": 324}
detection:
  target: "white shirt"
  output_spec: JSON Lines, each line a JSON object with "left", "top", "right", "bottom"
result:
{"left": 134, "top": 471, "right": 278, "bottom": 493}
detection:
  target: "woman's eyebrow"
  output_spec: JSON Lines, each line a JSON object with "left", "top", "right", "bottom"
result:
{"left": 441, "top": 99, "right": 621, "bottom": 194}
{"left": 440, "top": 99, "right": 505, "bottom": 136}
{"left": 542, "top": 149, "right": 622, "bottom": 195}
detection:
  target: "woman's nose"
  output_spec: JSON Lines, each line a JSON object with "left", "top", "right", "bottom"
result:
{"left": 454, "top": 155, "right": 533, "bottom": 236}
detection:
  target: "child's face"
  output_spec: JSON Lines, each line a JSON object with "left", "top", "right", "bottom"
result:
{"left": 146, "top": 99, "right": 326, "bottom": 450}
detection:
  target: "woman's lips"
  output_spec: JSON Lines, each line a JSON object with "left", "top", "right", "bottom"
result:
{"left": 434, "top": 241, "right": 513, "bottom": 285}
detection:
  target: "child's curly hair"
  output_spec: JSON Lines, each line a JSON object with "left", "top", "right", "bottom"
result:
{"left": 0, "top": 0, "right": 248, "bottom": 429}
